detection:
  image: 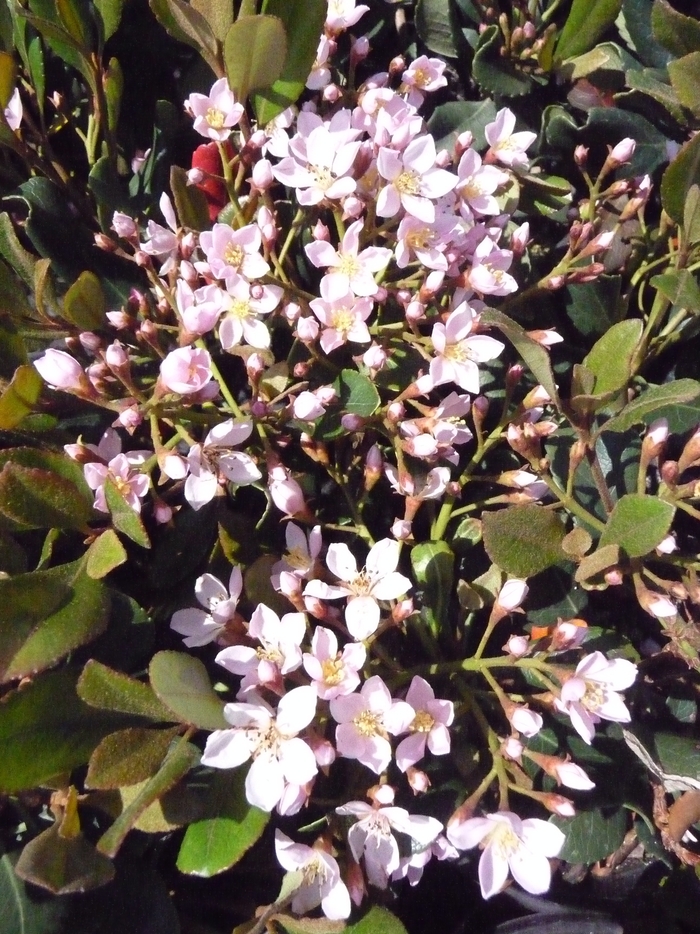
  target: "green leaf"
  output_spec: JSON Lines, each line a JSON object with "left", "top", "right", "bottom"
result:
{"left": 619, "top": 0, "right": 670, "bottom": 68}
{"left": 415, "top": 0, "right": 459, "bottom": 57}
{"left": 624, "top": 67, "right": 685, "bottom": 123}
{"left": 86, "top": 726, "right": 181, "bottom": 789}
{"left": 552, "top": 807, "right": 627, "bottom": 863}
{"left": 191, "top": 0, "right": 233, "bottom": 41}
{"left": 63, "top": 270, "right": 107, "bottom": 330}
{"left": 0, "top": 848, "right": 68, "bottom": 933}
{"left": 149, "top": 651, "right": 228, "bottom": 730}
{"left": 598, "top": 379, "right": 700, "bottom": 434}
{"left": 97, "top": 738, "right": 199, "bottom": 858}
{"left": 598, "top": 493, "right": 675, "bottom": 557}
{"left": 661, "top": 133, "right": 700, "bottom": 225}
{"left": 148, "top": 0, "right": 220, "bottom": 73}
{"left": 482, "top": 505, "right": 566, "bottom": 577}
{"left": 253, "top": 0, "right": 326, "bottom": 125}
{"left": 564, "top": 276, "right": 621, "bottom": 339}
{"left": 427, "top": 99, "right": 498, "bottom": 153}
{"left": 0, "top": 463, "right": 92, "bottom": 531}
{"left": 651, "top": 0, "right": 700, "bottom": 57}
{"left": 346, "top": 907, "right": 408, "bottom": 934}
{"left": 15, "top": 822, "right": 115, "bottom": 895}
{"left": 2, "top": 559, "right": 109, "bottom": 684}
{"left": 473, "top": 25, "right": 534, "bottom": 97}
{"left": 104, "top": 476, "right": 151, "bottom": 548}
{"left": 314, "top": 369, "right": 381, "bottom": 440}
{"left": 555, "top": 0, "right": 622, "bottom": 62}
{"left": 651, "top": 269, "right": 700, "bottom": 310}
{"left": 224, "top": 15, "right": 287, "bottom": 103}
{"left": 94, "top": 0, "right": 125, "bottom": 41}
{"left": 0, "top": 213, "right": 37, "bottom": 287}
{"left": 177, "top": 768, "right": 269, "bottom": 876}
{"left": 103, "top": 57, "right": 122, "bottom": 134}
{"left": 0, "top": 668, "right": 130, "bottom": 792}
{"left": 170, "top": 164, "right": 210, "bottom": 232}
{"left": 410, "top": 541, "right": 454, "bottom": 639}
{"left": 684, "top": 184, "right": 700, "bottom": 247}
{"left": 481, "top": 308, "right": 561, "bottom": 408}
{"left": 0, "top": 365, "right": 42, "bottom": 430}
{"left": 581, "top": 318, "right": 643, "bottom": 395}
{"left": 0, "top": 51, "right": 15, "bottom": 109}
{"left": 78, "top": 659, "right": 176, "bottom": 721}
{"left": 655, "top": 732, "right": 700, "bottom": 781}
{"left": 86, "top": 529, "right": 128, "bottom": 579}
{"left": 668, "top": 52, "right": 700, "bottom": 118}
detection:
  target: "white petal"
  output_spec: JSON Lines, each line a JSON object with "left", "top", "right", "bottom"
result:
{"left": 201, "top": 729, "right": 253, "bottom": 769}
{"left": 276, "top": 685, "right": 317, "bottom": 733}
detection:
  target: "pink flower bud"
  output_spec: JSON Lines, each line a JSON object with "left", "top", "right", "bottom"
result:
{"left": 95, "top": 232, "right": 116, "bottom": 252}
{"left": 574, "top": 145, "right": 588, "bottom": 167}
{"left": 246, "top": 353, "right": 265, "bottom": 380}
{"left": 510, "top": 222, "right": 530, "bottom": 256}
{"left": 391, "top": 518, "right": 413, "bottom": 541}
{"left": 502, "top": 736, "right": 523, "bottom": 761}
{"left": 296, "top": 316, "right": 319, "bottom": 342}
{"left": 351, "top": 36, "right": 370, "bottom": 65}
{"left": 312, "top": 220, "right": 330, "bottom": 241}
{"left": 504, "top": 634, "right": 530, "bottom": 657}
{"left": 609, "top": 137, "right": 636, "bottom": 166}
{"left": 363, "top": 343, "right": 387, "bottom": 370}
{"left": 115, "top": 405, "right": 142, "bottom": 431}
{"left": 341, "top": 414, "right": 365, "bottom": 431}
{"left": 153, "top": 500, "right": 173, "bottom": 524}
{"left": 507, "top": 704, "right": 542, "bottom": 738}
{"left": 34, "top": 349, "right": 88, "bottom": 393}
{"left": 106, "top": 311, "right": 131, "bottom": 330}
{"left": 79, "top": 332, "right": 101, "bottom": 354}
{"left": 387, "top": 401, "right": 405, "bottom": 422}
{"left": 541, "top": 793, "right": 576, "bottom": 817}
{"left": 406, "top": 767, "right": 430, "bottom": 794}
{"left": 323, "top": 84, "right": 341, "bottom": 103}
{"left": 405, "top": 299, "right": 426, "bottom": 322}
{"left": 257, "top": 206, "right": 277, "bottom": 246}
{"left": 392, "top": 598, "right": 414, "bottom": 621}
{"left": 284, "top": 302, "right": 301, "bottom": 324}
{"left": 112, "top": 211, "right": 138, "bottom": 239}
{"left": 251, "top": 158, "right": 273, "bottom": 191}
{"left": 454, "top": 130, "right": 473, "bottom": 158}
{"left": 342, "top": 195, "right": 364, "bottom": 220}
{"left": 105, "top": 340, "right": 129, "bottom": 369}
{"left": 187, "top": 167, "right": 205, "bottom": 185}
{"left": 159, "top": 347, "right": 213, "bottom": 395}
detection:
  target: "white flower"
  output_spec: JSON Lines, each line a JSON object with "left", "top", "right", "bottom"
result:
{"left": 484, "top": 108, "right": 536, "bottom": 168}
{"left": 336, "top": 797, "right": 442, "bottom": 889}
{"left": 170, "top": 566, "right": 243, "bottom": 647}
{"left": 185, "top": 77, "right": 244, "bottom": 142}
{"left": 184, "top": 420, "right": 262, "bottom": 511}
{"left": 554, "top": 651, "right": 637, "bottom": 744}
{"left": 447, "top": 810, "right": 565, "bottom": 899}
{"left": 201, "top": 686, "right": 318, "bottom": 812}
{"left": 274, "top": 831, "right": 351, "bottom": 920}
{"left": 304, "top": 538, "right": 411, "bottom": 640}
{"left": 395, "top": 676, "right": 454, "bottom": 771}
{"left": 303, "top": 627, "right": 366, "bottom": 700}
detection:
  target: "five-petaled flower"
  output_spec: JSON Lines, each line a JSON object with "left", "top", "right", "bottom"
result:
{"left": 554, "top": 651, "right": 637, "bottom": 744}
{"left": 274, "top": 831, "right": 351, "bottom": 920}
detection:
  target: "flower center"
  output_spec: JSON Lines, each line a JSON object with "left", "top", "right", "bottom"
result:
{"left": 407, "top": 228, "right": 431, "bottom": 251}
{"left": 224, "top": 243, "right": 244, "bottom": 269}
{"left": 111, "top": 474, "right": 132, "bottom": 495}
{"left": 256, "top": 645, "right": 283, "bottom": 664}
{"left": 487, "top": 822, "right": 520, "bottom": 860}
{"left": 395, "top": 170, "right": 421, "bottom": 196}
{"left": 302, "top": 854, "right": 328, "bottom": 886}
{"left": 321, "top": 656, "right": 345, "bottom": 686}
{"left": 411, "top": 67, "right": 430, "bottom": 89}
{"left": 310, "top": 165, "right": 333, "bottom": 190}
{"left": 229, "top": 298, "right": 252, "bottom": 320}
{"left": 349, "top": 568, "right": 372, "bottom": 596}
{"left": 285, "top": 545, "right": 311, "bottom": 571}
{"left": 253, "top": 724, "right": 280, "bottom": 757}
{"left": 582, "top": 681, "right": 607, "bottom": 712}
{"left": 206, "top": 107, "right": 226, "bottom": 130}
{"left": 337, "top": 254, "right": 361, "bottom": 278}
{"left": 442, "top": 341, "right": 471, "bottom": 363}
{"left": 353, "top": 709, "right": 382, "bottom": 737}
{"left": 411, "top": 709, "right": 435, "bottom": 733}
{"left": 330, "top": 307, "right": 355, "bottom": 337}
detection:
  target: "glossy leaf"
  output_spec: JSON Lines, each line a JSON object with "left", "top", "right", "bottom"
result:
{"left": 191, "top": 0, "right": 233, "bottom": 41}
{"left": 78, "top": 659, "right": 176, "bottom": 721}
{"left": 97, "top": 738, "right": 200, "bottom": 857}
{"left": 149, "top": 651, "right": 228, "bottom": 730}
{"left": 661, "top": 133, "right": 700, "bottom": 225}
{"left": 410, "top": 541, "right": 454, "bottom": 639}
{"left": 0, "top": 365, "right": 42, "bottom": 430}
{"left": 482, "top": 505, "right": 566, "bottom": 577}
{"left": 0, "top": 848, "right": 68, "bottom": 933}
{"left": 86, "top": 529, "right": 128, "bottom": 579}
{"left": 346, "top": 907, "right": 409, "bottom": 934}
{"left": 86, "top": 726, "right": 181, "bottom": 789}
{"left": 94, "top": 0, "right": 125, "bottom": 41}
{"left": 427, "top": 99, "right": 498, "bottom": 152}
{"left": 1, "top": 559, "right": 109, "bottom": 684}
{"left": 254, "top": 0, "right": 326, "bottom": 125}
{"left": 598, "top": 493, "right": 675, "bottom": 558}
{"left": 619, "top": 0, "right": 670, "bottom": 68}
{"left": 0, "top": 51, "right": 15, "bottom": 109}
{"left": 564, "top": 276, "right": 621, "bottom": 339}
{"left": 415, "top": 0, "right": 459, "bottom": 57}
{"left": 177, "top": 768, "right": 269, "bottom": 876}
{"left": 552, "top": 807, "right": 627, "bottom": 863}
{"left": 148, "top": 0, "right": 220, "bottom": 74}
{"left": 224, "top": 15, "right": 287, "bottom": 103}
{"left": 104, "top": 476, "right": 151, "bottom": 548}
{"left": 555, "top": 0, "right": 622, "bottom": 62}
{"left": 0, "top": 668, "right": 129, "bottom": 792}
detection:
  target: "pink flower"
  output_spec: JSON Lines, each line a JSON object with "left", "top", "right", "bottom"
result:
{"left": 457, "top": 149, "right": 508, "bottom": 216}
{"left": 423, "top": 304, "right": 504, "bottom": 394}
{"left": 395, "top": 676, "right": 454, "bottom": 771}
{"left": 82, "top": 432, "right": 150, "bottom": 515}
{"left": 185, "top": 77, "right": 244, "bottom": 141}
{"left": 303, "top": 626, "right": 366, "bottom": 700}
{"left": 330, "top": 675, "right": 414, "bottom": 773}
{"left": 160, "top": 347, "right": 213, "bottom": 395}
{"left": 305, "top": 220, "right": 392, "bottom": 300}
{"left": 34, "top": 349, "right": 88, "bottom": 393}
{"left": 304, "top": 538, "right": 411, "bottom": 640}
{"left": 484, "top": 108, "right": 536, "bottom": 167}
{"left": 218, "top": 277, "right": 282, "bottom": 351}
{"left": 183, "top": 419, "right": 262, "bottom": 511}
{"left": 552, "top": 759, "right": 595, "bottom": 791}
{"left": 198, "top": 223, "right": 269, "bottom": 281}
{"left": 309, "top": 293, "right": 374, "bottom": 353}
{"left": 268, "top": 463, "right": 310, "bottom": 518}
{"left": 216, "top": 603, "right": 305, "bottom": 695}
{"left": 447, "top": 811, "right": 565, "bottom": 898}
{"left": 4, "top": 87, "right": 22, "bottom": 132}
{"left": 468, "top": 237, "right": 518, "bottom": 296}
{"left": 272, "top": 523, "right": 323, "bottom": 585}
{"left": 554, "top": 651, "right": 637, "bottom": 744}
{"left": 377, "top": 135, "right": 457, "bottom": 223}
{"left": 201, "top": 686, "right": 318, "bottom": 812}
{"left": 401, "top": 56, "right": 447, "bottom": 107}
{"left": 325, "top": 0, "right": 370, "bottom": 32}
{"left": 336, "top": 795, "right": 442, "bottom": 889}
{"left": 274, "top": 831, "right": 351, "bottom": 920}
{"left": 170, "top": 566, "right": 243, "bottom": 647}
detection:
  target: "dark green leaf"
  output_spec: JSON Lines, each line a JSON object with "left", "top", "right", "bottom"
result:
{"left": 683, "top": 184, "right": 700, "bottom": 247}
{"left": 2, "top": 559, "right": 109, "bottom": 684}
{"left": 254, "top": 0, "right": 326, "bottom": 125}
{"left": 624, "top": 67, "right": 685, "bottom": 123}
{"left": 0, "top": 365, "right": 42, "bottom": 430}
{"left": 563, "top": 276, "right": 622, "bottom": 339}
{"left": 0, "top": 463, "right": 92, "bottom": 531}
{"left": 78, "top": 659, "right": 176, "bottom": 721}
{"left": 410, "top": 541, "right": 454, "bottom": 639}
{"left": 191, "top": 0, "right": 233, "bottom": 41}
{"left": 581, "top": 107, "right": 669, "bottom": 176}
{"left": 170, "top": 164, "right": 210, "bottom": 232}
{"left": 0, "top": 668, "right": 130, "bottom": 792}
{"left": 597, "top": 379, "right": 700, "bottom": 434}
{"left": 314, "top": 369, "right": 381, "bottom": 439}
{"left": 482, "top": 505, "right": 566, "bottom": 577}
{"left": 651, "top": 270, "right": 700, "bottom": 310}
{"left": 0, "top": 848, "right": 68, "bottom": 933}
{"left": 0, "top": 212, "right": 37, "bottom": 287}
{"left": 415, "top": 0, "right": 459, "bottom": 57}
{"left": 668, "top": 52, "right": 700, "bottom": 118}
{"left": 619, "top": 0, "right": 670, "bottom": 68}
{"left": 149, "top": 651, "right": 228, "bottom": 730}
{"left": 481, "top": 308, "right": 561, "bottom": 408}
{"left": 346, "top": 907, "right": 408, "bottom": 934}
{"left": 581, "top": 318, "right": 643, "bottom": 395}
{"left": 661, "top": 133, "right": 700, "bottom": 225}
{"left": 224, "top": 15, "right": 287, "bottom": 102}
{"left": 15, "top": 822, "right": 115, "bottom": 894}
{"left": 651, "top": 0, "right": 700, "bottom": 57}
{"left": 552, "top": 807, "right": 628, "bottom": 862}
{"left": 555, "top": 0, "right": 622, "bottom": 62}
{"left": 427, "top": 99, "right": 498, "bottom": 153}
{"left": 94, "top": 0, "right": 125, "bottom": 41}
{"left": 86, "top": 726, "right": 181, "bottom": 789}
{"left": 473, "top": 25, "right": 534, "bottom": 97}
{"left": 104, "top": 476, "right": 151, "bottom": 548}
{"left": 598, "top": 493, "right": 675, "bottom": 557}
{"left": 177, "top": 768, "right": 269, "bottom": 876}
{"left": 148, "top": 0, "right": 220, "bottom": 73}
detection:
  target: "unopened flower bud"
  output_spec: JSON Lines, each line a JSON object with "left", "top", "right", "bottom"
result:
{"left": 322, "top": 83, "right": 341, "bottom": 103}
{"left": 186, "top": 167, "right": 205, "bottom": 185}
{"left": 539, "top": 793, "right": 576, "bottom": 817}
{"left": 387, "top": 401, "right": 405, "bottom": 422}
{"left": 392, "top": 598, "right": 414, "bottom": 622}
{"left": 153, "top": 500, "right": 173, "bottom": 524}
{"left": 389, "top": 55, "right": 406, "bottom": 75}
{"left": 502, "top": 736, "right": 524, "bottom": 760}
{"left": 406, "top": 767, "right": 430, "bottom": 794}
{"left": 351, "top": 35, "right": 370, "bottom": 66}
{"left": 112, "top": 211, "right": 138, "bottom": 239}
{"left": 504, "top": 634, "right": 530, "bottom": 657}
{"left": 364, "top": 445, "right": 383, "bottom": 491}
{"left": 341, "top": 413, "right": 365, "bottom": 431}
{"left": 251, "top": 158, "right": 273, "bottom": 191}
{"left": 312, "top": 220, "right": 330, "bottom": 242}
{"left": 510, "top": 222, "right": 530, "bottom": 256}
{"left": 522, "top": 21, "right": 536, "bottom": 40}
{"left": 35, "top": 349, "right": 91, "bottom": 395}
{"left": 105, "top": 340, "right": 129, "bottom": 369}
{"left": 574, "top": 145, "right": 588, "bottom": 167}
{"left": 607, "top": 137, "right": 636, "bottom": 168}
{"left": 342, "top": 195, "right": 364, "bottom": 220}
{"left": 296, "top": 316, "right": 320, "bottom": 342}
{"left": 391, "top": 518, "right": 412, "bottom": 541}
{"left": 546, "top": 274, "right": 567, "bottom": 290}
{"left": 134, "top": 250, "right": 151, "bottom": 268}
